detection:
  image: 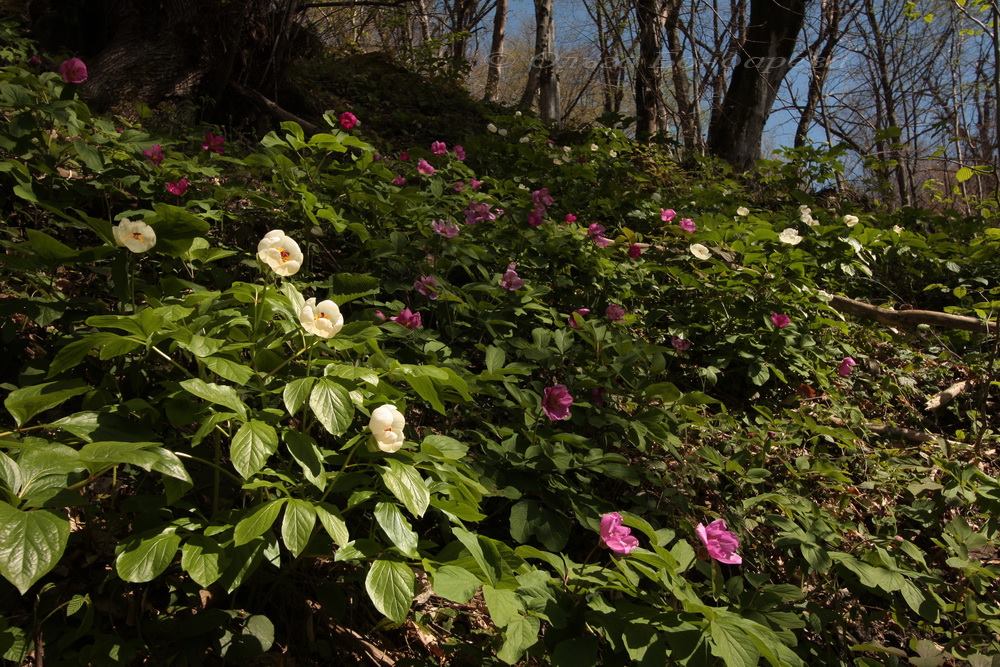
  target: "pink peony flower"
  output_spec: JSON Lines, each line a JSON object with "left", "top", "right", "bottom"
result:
{"left": 564, "top": 213, "right": 577, "bottom": 224}
{"left": 201, "top": 131, "right": 225, "bottom": 154}
{"left": 605, "top": 304, "right": 626, "bottom": 322}
{"left": 58, "top": 57, "right": 88, "bottom": 84}
{"left": 627, "top": 243, "right": 645, "bottom": 259}
{"left": 542, "top": 384, "right": 574, "bottom": 421}
{"left": 453, "top": 145, "right": 466, "bottom": 161}
{"left": 390, "top": 308, "right": 422, "bottom": 329}
{"left": 374, "top": 310, "right": 387, "bottom": 321}
{"left": 431, "top": 220, "right": 460, "bottom": 238}
{"left": 500, "top": 263, "right": 524, "bottom": 291}
{"left": 588, "top": 223, "right": 612, "bottom": 248}
{"left": 532, "top": 188, "right": 555, "bottom": 209}
{"left": 417, "top": 158, "right": 436, "bottom": 176}
{"left": 464, "top": 202, "right": 496, "bottom": 225}
{"left": 600, "top": 512, "right": 639, "bottom": 555}
{"left": 568, "top": 307, "right": 590, "bottom": 329}
{"left": 165, "top": 177, "right": 189, "bottom": 196}
{"left": 399, "top": 150, "right": 410, "bottom": 162}
{"left": 527, "top": 207, "right": 545, "bottom": 227}
{"left": 453, "top": 180, "right": 465, "bottom": 192}
{"left": 469, "top": 178, "right": 483, "bottom": 191}
{"left": 392, "top": 175, "right": 407, "bottom": 186}
{"left": 696, "top": 519, "right": 742, "bottom": 565}
{"left": 431, "top": 141, "right": 447, "bottom": 156}
{"left": 770, "top": 312, "right": 791, "bottom": 329}
{"left": 142, "top": 144, "right": 164, "bottom": 166}
{"left": 413, "top": 275, "right": 439, "bottom": 300}
{"left": 339, "top": 112, "right": 358, "bottom": 130}
{"left": 679, "top": 218, "right": 697, "bottom": 233}
{"left": 837, "top": 356, "right": 857, "bottom": 377}
{"left": 28, "top": 55, "right": 42, "bottom": 67}
{"left": 660, "top": 208, "right": 676, "bottom": 223}
{"left": 671, "top": 336, "right": 692, "bottom": 351}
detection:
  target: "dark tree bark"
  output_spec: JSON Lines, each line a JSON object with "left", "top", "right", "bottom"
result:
{"left": 634, "top": 0, "right": 666, "bottom": 141}
{"left": 793, "top": 0, "right": 846, "bottom": 147}
{"left": 664, "top": 0, "right": 697, "bottom": 149}
{"left": 483, "top": 0, "right": 508, "bottom": 102}
{"left": 519, "top": 0, "right": 557, "bottom": 122}
{"left": 707, "top": 0, "right": 809, "bottom": 170}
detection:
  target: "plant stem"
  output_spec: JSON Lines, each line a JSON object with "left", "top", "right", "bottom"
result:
{"left": 175, "top": 451, "right": 243, "bottom": 485}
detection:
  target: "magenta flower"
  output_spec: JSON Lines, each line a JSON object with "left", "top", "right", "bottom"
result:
{"left": 392, "top": 175, "right": 407, "bottom": 186}
{"left": 696, "top": 519, "right": 742, "bottom": 565}
{"left": 374, "top": 309, "right": 387, "bottom": 321}
{"left": 453, "top": 145, "right": 466, "bottom": 161}
{"left": 532, "top": 188, "right": 555, "bottom": 209}
{"left": 464, "top": 202, "right": 496, "bottom": 225}
{"left": 413, "top": 275, "right": 439, "bottom": 300}
{"left": 588, "top": 223, "right": 612, "bottom": 248}
{"left": 770, "top": 312, "right": 791, "bottom": 329}
{"left": 430, "top": 141, "right": 447, "bottom": 156}
{"left": 417, "top": 159, "right": 436, "bottom": 176}
{"left": 399, "top": 150, "right": 410, "bottom": 162}
{"left": 390, "top": 308, "right": 422, "bottom": 329}
{"left": 469, "top": 178, "right": 483, "bottom": 191}
{"left": 627, "top": 243, "right": 646, "bottom": 259}
{"left": 679, "top": 218, "right": 697, "bottom": 233}
{"left": 527, "top": 207, "right": 545, "bottom": 228}
{"left": 542, "top": 384, "right": 574, "bottom": 421}
{"left": 201, "top": 131, "right": 225, "bottom": 154}
{"left": 837, "top": 356, "right": 857, "bottom": 377}
{"left": 339, "top": 112, "right": 358, "bottom": 130}
{"left": 568, "top": 307, "right": 590, "bottom": 329}
{"left": 671, "top": 336, "right": 692, "bottom": 351}
{"left": 600, "top": 512, "right": 640, "bottom": 555}
{"left": 431, "top": 220, "right": 460, "bottom": 238}
{"left": 500, "top": 263, "right": 524, "bottom": 291}
{"left": 564, "top": 213, "right": 577, "bottom": 224}
{"left": 660, "top": 208, "right": 676, "bottom": 223}
{"left": 28, "top": 54, "right": 42, "bottom": 67}
{"left": 58, "top": 57, "right": 88, "bottom": 84}
{"left": 142, "top": 144, "right": 164, "bottom": 166}
{"left": 605, "top": 304, "right": 626, "bottom": 322}
{"left": 453, "top": 180, "right": 465, "bottom": 192}
{"left": 165, "top": 177, "right": 189, "bottom": 196}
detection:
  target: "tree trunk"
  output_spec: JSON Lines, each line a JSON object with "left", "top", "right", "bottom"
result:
{"left": 634, "top": 0, "right": 666, "bottom": 141}
{"left": 794, "top": 0, "right": 843, "bottom": 148}
{"left": 519, "top": 0, "right": 555, "bottom": 113}
{"left": 664, "top": 0, "right": 697, "bottom": 149}
{"left": 707, "top": 0, "right": 809, "bottom": 170}
{"left": 484, "top": 0, "right": 508, "bottom": 102}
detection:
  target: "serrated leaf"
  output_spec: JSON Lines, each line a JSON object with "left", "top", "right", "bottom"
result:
{"left": 281, "top": 499, "right": 316, "bottom": 558}
{"left": 282, "top": 377, "right": 315, "bottom": 416}
{"left": 431, "top": 565, "right": 480, "bottom": 603}
{"left": 374, "top": 502, "right": 419, "bottom": 558}
{"left": 365, "top": 560, "right": 414, "bottom": 624}
{"left": 234, "top": 499, "right": 286, "bottom": 546}
{"left": 180, "top": 378, "right": 248, "bottom": 421}
{"left": 115, "top": 529, "right": 181, "bottom": 583}
{"left": 380, "top": 459, "right": 430, "bottom": 518}
{"left": 309, "top": 378, "right": 354, "bottom": 436}
{"left": 0, "top": 502, "right": 69, "bottom": 594}
{"left": 231, "top": 421, "right": 278, "bottom": 479}
{"left": 497, "top": 614, "right": 540, "bottom": 665}
{"left": 202, "top": 357, "right": 254, "bottom": 385}
{"left": 181, "top": 534, "right": 227, "bottom": 587}
{"left": 315, "top": 503, "right": 350, "bottom": 547}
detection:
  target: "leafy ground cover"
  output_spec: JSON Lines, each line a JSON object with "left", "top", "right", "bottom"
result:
{"left": 1, "top": 23, "right": 999, "bottom": 666}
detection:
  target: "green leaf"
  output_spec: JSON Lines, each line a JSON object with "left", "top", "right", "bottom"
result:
{"left": 420, "top": 434, "right": 468, "bottom": 460}
{"left": 0, "top": 502, "right": 69, "bottom": 594}
{"left": 497, "top": 614, "right": 540, "bottom": 665}
{"left": 431, "top": 565, "right": 480, "bottom": 603}
{"left": 282, "top": 377, "right": 315, "bottom": 416}
{"left": 73, "top": 141, "right": 104, "bottom": 171}
{"left": 284, "top": 430, "right": 325, "bottom": 489}
{"left": 231, "top": 420, "right": 278, "bottom": 479}
{"left": 452, "top": 526, "right": 501, "bottom": 585}
{"left": 15, "top": 442, "right": 83, "bottom": 505}
{"left": 281, "top": 499, "right": 316, "bottom": 558}
{"left": 483, "top": 585, "right": 522, "bottom": 627}
{"left": 180, "top": 378, "right": 248, "bottom": 421}
{"left": 181, "top": 534, "right": 227, "bottom": 587}
{"left": 115, "top": 529, "right": 181, "bottom": 583}
{"left": 309, "top": 378, "right": 354, "bottom": 436}
{"left": 0, "top": 451, "right": 22, "bottom": 495}
{"left": 202, "top": 356, "right": 254, "bottom": 385}
{"left": 4, "top": 380, "right": 90, "bottom": 427}
{"left": 365, "top": 560, "right": 414, "bottom": 624}
{"left": 380, "top": 459, "right": 430, "bottom": 518}
{"left": 234, "top": 499, "right": 286, "bottom": 546}
{"left": 374, "top": 502, "right": 419, "bottom": 558}
{"left": 956, "top": 166, "right": 974, "bottom": 183}
{"left": 710, "top": 617, "right": 760, "bottom": 667}
{"left": 315, "top": 503, "right": 350, "bottom": 547}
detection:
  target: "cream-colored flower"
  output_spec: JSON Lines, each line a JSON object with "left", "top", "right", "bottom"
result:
{"left": 893, "top": 225, "right": 904, "bottom": 234}
{"left": 799, "top": 205, "right": 811, "bottom": 216}
{"left": 498, "top": 128, "right": 508, "bottom": 137}
{"left": 299, "top": 298, "right": 344, "bottom": 338}
{"left": 736, "top": 206, "right": 749, "bottom": 217}
{"left": 113, "top": 218, "right": 156, "bottom": 253}
{"left": 562, "top": 146, "right": 571, "bottom": 153}
{"left": 257, "top": 230, "right": 303, "bottom": 276}
{"left": 369, "top": 404, "right": 405, "bottom": 453}
{"left": 689, "top": 243, "right": 711, "bottom": 260}
{"left": 801, "top": 213, "right": 819, "bottom": 226}
{"left": 553, "top": 158, "right": 563, "bottom": 165}
{"left": 609, "top": 150, "right": 618, "bottom": 157}
{"left": 514, "top": 111, "right": 522, "bottom": 117}
{"left": 779, "top": 228, "right": 803, "bottom": 245}
{"left": 843, "top": 214, "right": 859, "bottom": 227}
{"left": 487, "top": 123, "right": 498, "bottom": 133}
{"left": 590, "top": 143, "right": 599, "bottom": 152}
{"left": 519, "top": 135, "right": 530, "bottom": 144}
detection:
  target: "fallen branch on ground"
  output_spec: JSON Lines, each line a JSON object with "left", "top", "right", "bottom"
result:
{"left": 830, "top": 295, "right": 996, "bottom": 336}
{"left": 230, "top": 82, "right": 320, "bottom": 135}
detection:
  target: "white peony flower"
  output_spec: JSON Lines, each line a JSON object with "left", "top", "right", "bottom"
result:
{"left": 257, "top": 230, "right": 303, "bottom": 277}
{"left": 779, "top": 228, "right": 803, "bottom": 245}
{"left": 590, "top": 143, "right": 599, "bottom": 152}
{"left": 843, "top": 214, "right": 859, "bottom": 227}
{"left": 498, "top": 128, "right": 509, "bottom": 137}
{"left": 369, "top": 404, "right": 406, "bottom": 453}
{"left": 801, "top": 213, "right": 819, "bottom": 226}
{"left": 689, "top": 243, "right": 711, "bottom": 260}
{"left": 799, "top": 205, "right": 811, "bottom": 216}
{"left": 299, "top": 298, "right": 344, "bottom": 339}
{"left": 562, "top": 146, "right": 571, "bottom": 153}
{"left": 609, "top": 150, "right": 618, "bottom": 157}
{"left": 519, "top": 135, "right": 530, "bottom": 144}
{"left": 893, "top": 225, "right": 904, "bottom": 234}
{"left": 514, "top": 111, "right": 522, "bottom": 117}
{"left": 487, "top": 123, "right": 498, "bottom": 133}
{"left": 552, "top": 158, "right": 563, "bottom": 165}
{"left": 736, "top": 206, "right": 750, "bottom": 217}
{"left": 113, "top": 218, "right": 156, "bottom": 253}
